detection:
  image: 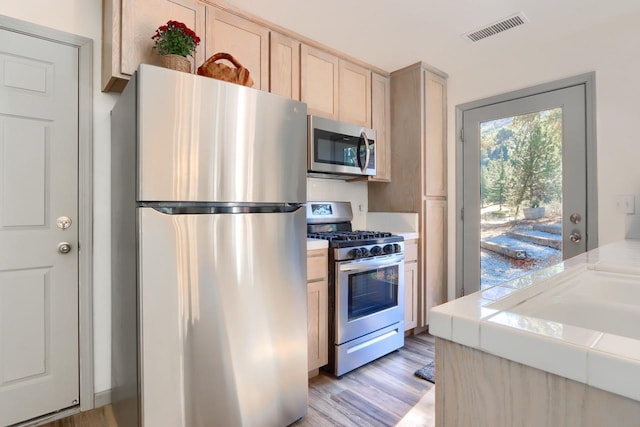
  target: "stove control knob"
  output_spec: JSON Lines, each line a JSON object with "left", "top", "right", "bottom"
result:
{"left": 350, "top": 248, "right": 364, "bottom": 259}
{"left": 370, "top": 246, "right": 382, "bottom": 256}
{"left": 383, "top": 244, "right": 395, "bottom": 254}
{"left": 394, "top": 244, "right": 402, "bottom": 253}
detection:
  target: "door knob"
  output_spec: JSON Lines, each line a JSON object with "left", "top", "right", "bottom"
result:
{"left": 569, "top": 213, "right": 582, "bottom": 224}
{"left": 57, "top": 242, "right": 72, "bottom": 254}
{"left": 569, "top": 232, "right": 582, "bottom": 243}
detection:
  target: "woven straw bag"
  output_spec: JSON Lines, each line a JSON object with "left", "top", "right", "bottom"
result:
{"left": 197, "top": 52, "right": 254, "bottom": 87}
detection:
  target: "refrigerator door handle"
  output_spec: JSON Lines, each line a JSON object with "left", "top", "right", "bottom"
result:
{"left": 140, "top": 202, "right": 304, "bottom": 215}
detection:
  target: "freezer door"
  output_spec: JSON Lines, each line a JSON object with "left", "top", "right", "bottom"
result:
{"left": 136, "top": 65, "right": 307, "bottom": 204}
{"left": 138, "top": 207, "right": 308, "bottom": 427}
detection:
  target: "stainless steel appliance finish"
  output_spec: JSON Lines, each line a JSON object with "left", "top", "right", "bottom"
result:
{"left": 138, "top": 66, "right": 306, "bottom": 203}
{"left": 306, "top": 202, "right": 404, "bottom": 377}
{"left": 308, "top": 115, "right": 376, "bottom": 177}
{"left": 111, "top": 64, "right": 308, "bottom": 427}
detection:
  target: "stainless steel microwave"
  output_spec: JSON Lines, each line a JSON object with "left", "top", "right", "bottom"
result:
{"left": 308, "top": 115, "right": 376, "bottom": 177}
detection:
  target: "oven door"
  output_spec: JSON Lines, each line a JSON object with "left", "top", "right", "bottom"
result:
{"left": 335, "top": 254, "right": 404, "bottom": 344}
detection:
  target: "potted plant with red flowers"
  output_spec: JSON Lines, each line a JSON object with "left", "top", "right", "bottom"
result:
{"left": 152, "top": 20, "right": 201, "bottom": 73}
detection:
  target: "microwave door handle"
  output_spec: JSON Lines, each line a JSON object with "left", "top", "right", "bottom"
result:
{"left": 360, "top": 131, "right": 370, "bottom": 173}
{"left": 356, "top": 133, "right": 364, "bottom": 171}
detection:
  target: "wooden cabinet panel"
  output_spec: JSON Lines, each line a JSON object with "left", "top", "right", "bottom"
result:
{"left": 404, "top": 260, "right": 418, "bottom": 331}
{"left": 103, "top": 0, "right": 205, "bottom": 91}
{"left": 301, "top": 44, "right": 339, "bottom": 119}
{"left": 307, "top": 279, "right": 328, "bottom": 371}
{"left": 307, "top": 250, "right": 327, "bottom": 282}
{"left": 424, "top": 199, "right": 447, "bottom": 324}
{"left": 338, "top": 60, "right": 371, "bottom": 127}
{"left": 370, "top": 72, "right": 391, "bottom": 182}
{"left": 269, "top": 32, "right": 300, "bottom": 100}
{"left": 205, "top": 7, "right": 269, "bottom": 90}
{"left": 424, "top": 70, "right": 447, "bottom": 197}
{"left": 405, "top": 238, "right": 418, "bottom": 263}
{"left": 404, "top": 239, "right": 419, "bottom": 331}
{"left": 307, "top": 248, "right": 328, "bottom": 373}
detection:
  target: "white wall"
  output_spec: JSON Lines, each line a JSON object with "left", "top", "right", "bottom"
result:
{"left": 0, "top": 1, "right": 118, "bottom": 394}
{"left": 308, "top": 177, "right": 368, "bottom": 229}
{"left": 445, "top": 11, "right": 640, "bottom": 298}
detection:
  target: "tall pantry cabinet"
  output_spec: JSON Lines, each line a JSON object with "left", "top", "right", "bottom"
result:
{"left": 368, "top": 62, "right": 448, "bottom": 329}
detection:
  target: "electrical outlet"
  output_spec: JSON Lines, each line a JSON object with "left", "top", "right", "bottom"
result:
{"left": 616, "top": 195, "right": 635, "bottom": 214}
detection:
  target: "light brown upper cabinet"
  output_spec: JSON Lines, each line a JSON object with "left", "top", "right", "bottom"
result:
{"left": 424, "top": 71, "right": 447, "bottom": 196}
{"left": 301, "top": 44, "right": 339, "bottom": 119}
{"left": 269, "top": 32, "right": 300, "bottom": 100}
{"left": 204, "top": 6, "right": 269, "bottom": 90}
{"left": 370, "top": 73, "right": 391, "bottom": 182}
{"left": 102, "top": 0, "right": 206, "bottom": 92}
{"left": 338, "top": 60, "right": 371, "bottom": 128}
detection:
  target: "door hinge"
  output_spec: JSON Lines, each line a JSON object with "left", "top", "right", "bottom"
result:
{"left": 460, "top": 207, "right": 464, "bottom": 221}
{"left": 460, "top": 127, "right": 464, "bottom": 142}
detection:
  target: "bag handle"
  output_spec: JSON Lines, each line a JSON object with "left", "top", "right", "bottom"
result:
{"left": 200, "top": 52, "right": 245, "bottom": 70}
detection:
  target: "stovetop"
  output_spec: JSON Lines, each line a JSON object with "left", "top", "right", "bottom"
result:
{"left": 307, "top": 230, "right": 404, "bottom": 248}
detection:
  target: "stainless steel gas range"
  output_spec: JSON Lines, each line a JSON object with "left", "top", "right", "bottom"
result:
{"left": 307, "top": 201, "right": 405, "bottom": 377}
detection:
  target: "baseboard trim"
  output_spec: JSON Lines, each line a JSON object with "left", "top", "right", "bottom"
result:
{"left": 94, "top": 389, "right": 112, "bottom": 408}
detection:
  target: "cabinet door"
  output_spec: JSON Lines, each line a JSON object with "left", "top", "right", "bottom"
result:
{"left": 307, "top": 279, "right": 328, "bottom": 371}
{"left": 338, "top": 60, "right": 371, "bottom": 127}
{"left": 423, "top": 70, "right": 447, "bottom": 197}
{"left": 270, "top": 32, "right": 300, "bottom": 100}
{"left": 404, "top": 261, "right": 418, "bottom": 331}
{"left": 370, "top": 72, "right": 391, "bottom": 182}
{"left": 121, "top": 0, "right": 205, "bottom": 76}
{"left": 205, "top": 7, "right": 269, "bottom": 90}
{"left": 307, "top": 248, "right": 328, "bottom": 371}
{"left": 301, "top": 44, "right": 339, "bottom": 119}
{"left": 424, "top": 198, "right": 447, "bottom": 325}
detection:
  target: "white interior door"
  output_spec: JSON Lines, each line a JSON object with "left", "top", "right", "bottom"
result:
{"left": 0, "top": 29, "right": 79, "bottom": 425}
{"left": 461, "top": 84, "right": 591, "bottom": 295}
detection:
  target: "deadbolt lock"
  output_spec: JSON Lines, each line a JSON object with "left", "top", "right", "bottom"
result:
{"left": 570, "top": 213, "right": 582, "bottom": 224}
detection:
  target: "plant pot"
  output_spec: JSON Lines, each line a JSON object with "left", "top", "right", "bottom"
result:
{"left": 523, "top": 207, "right": 545, "bottom": 220}
{"left": 160, "top": 54, "right": 191, "bottom": 73}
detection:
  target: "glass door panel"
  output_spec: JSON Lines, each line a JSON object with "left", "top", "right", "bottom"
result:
{"left": 479, "top": 109, "right": 563, "bottom": 288}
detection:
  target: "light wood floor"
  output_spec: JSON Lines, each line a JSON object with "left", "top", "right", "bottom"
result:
{"left": 294, "top": 332, "right": 436, "bottom": 427}
{"left": 39, "top": 333, "right": 436, "bottom": 427}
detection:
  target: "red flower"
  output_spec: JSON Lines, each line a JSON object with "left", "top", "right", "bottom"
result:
{"left": 152, "top": 20, "right": 200, "bottom": 56}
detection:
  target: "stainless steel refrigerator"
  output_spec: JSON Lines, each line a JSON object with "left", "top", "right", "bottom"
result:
{"left": 110, "top": 64, "right": 308, "bottom": 427}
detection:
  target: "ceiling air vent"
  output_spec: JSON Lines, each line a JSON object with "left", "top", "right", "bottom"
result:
{"left": 464, "top": 13, "right": 528, "bottom": 42}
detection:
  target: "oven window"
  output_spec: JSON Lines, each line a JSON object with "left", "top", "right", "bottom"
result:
{"left": 348, "top": 265, "right": 399, "bottom": 321}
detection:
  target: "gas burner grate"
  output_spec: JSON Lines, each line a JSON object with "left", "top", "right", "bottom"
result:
{"left": 307, "top": 230, "right": 393, "bottom": 242}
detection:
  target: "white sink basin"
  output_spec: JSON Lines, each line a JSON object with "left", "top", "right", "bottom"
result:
{"left": 506, "top": 268, "right": 640, "bottom": 340}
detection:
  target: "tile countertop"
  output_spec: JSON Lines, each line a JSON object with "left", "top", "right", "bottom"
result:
{"left": 307, "top": 238, "right": 328, "bottom": 251}
{"left": 429, "top": 239, "right": 640, "bottom": 403}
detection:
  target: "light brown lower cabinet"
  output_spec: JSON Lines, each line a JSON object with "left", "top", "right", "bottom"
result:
{"left": 404, "top": 238, "right": 418, "bottom": 331}
{"left": 306, "top": 248, "right": 328, "bottom": 375}
{"left": 436, "top": 338, "right": 640, "bottom": 427}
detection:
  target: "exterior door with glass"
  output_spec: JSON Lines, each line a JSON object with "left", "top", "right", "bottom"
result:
{"left": 460, "top": 81, "right": 595, "bottom": 295}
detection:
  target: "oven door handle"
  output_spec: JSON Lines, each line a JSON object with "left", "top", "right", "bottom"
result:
{"left": 339, "top": 255, "right": 404, "bottom": 272}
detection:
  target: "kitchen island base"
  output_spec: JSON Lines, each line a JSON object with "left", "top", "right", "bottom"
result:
{"left": 435, "top": 338, "right": 640, "bottom": 427}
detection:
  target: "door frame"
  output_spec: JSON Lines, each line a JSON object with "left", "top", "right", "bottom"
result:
{"left": 455, "top": 73, "right": 598, "bottom": 298}
{"left": 0, "top": 15, "right": 95, "bottom": 415}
